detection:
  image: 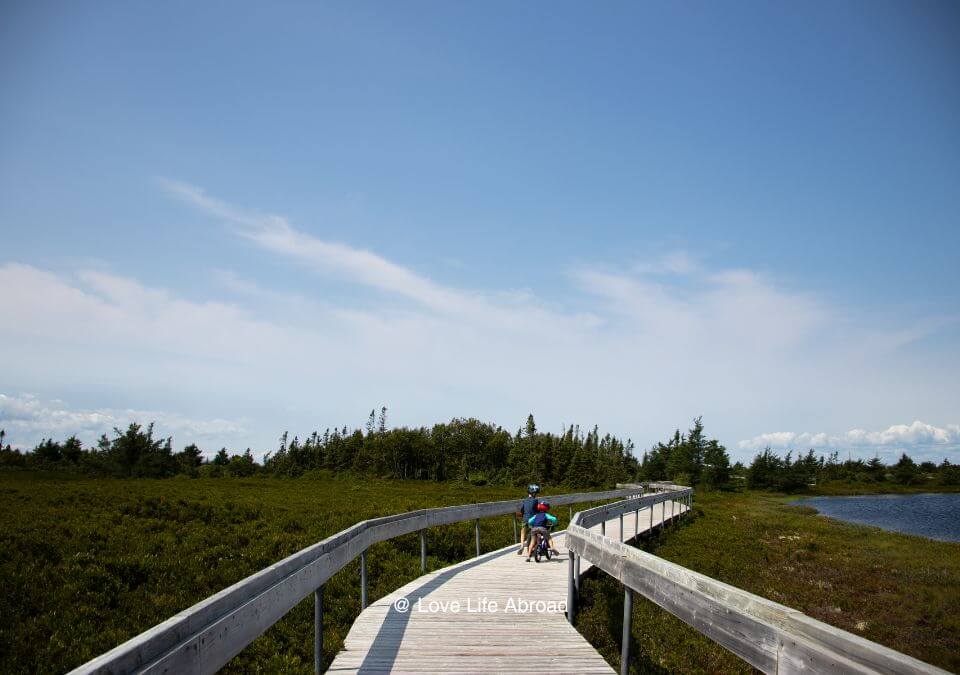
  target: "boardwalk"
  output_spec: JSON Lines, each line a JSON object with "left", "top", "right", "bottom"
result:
{"left": 328, "top": 499, "right": 688, "bottom": 674}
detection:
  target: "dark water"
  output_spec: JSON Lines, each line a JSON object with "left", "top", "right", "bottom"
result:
{"left": 792, "top": 493, "right": 960, "bottom": 542}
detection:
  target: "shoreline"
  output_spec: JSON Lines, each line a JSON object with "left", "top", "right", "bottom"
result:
{"left": 788, "top": 492, "right": 960, "bottom": 544}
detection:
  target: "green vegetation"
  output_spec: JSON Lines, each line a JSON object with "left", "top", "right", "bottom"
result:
{"left": 3, "top": 415, "right": 957, "bottom": 673}
{"left": 0, "top": 472, "right": 565, "bottom": 674}
{"left": 0, "top": 411, "right": 639, "bottom": 487}
{"left": 575, "top": 490, "right": 960, "bottom": 674}
{"left": 742, "top": 448, "right": 960, "bottom": 492}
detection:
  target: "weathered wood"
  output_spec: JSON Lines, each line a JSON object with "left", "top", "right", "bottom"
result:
{"left": 566, "top": 516, "right": 947, "bottom": 675}
{"left": 77, "top": 483, "right": 941, "bottom": 675}
{"left": 71, "top": 486, "right": 644, "bottom": 675}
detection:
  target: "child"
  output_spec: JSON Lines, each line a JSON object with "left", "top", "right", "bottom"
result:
{"left": 525, "top": 501, "right": 559, "bottom": 560}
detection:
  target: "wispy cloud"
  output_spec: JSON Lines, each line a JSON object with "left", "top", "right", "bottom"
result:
{"left": 634, "top": 249, "right": 700, "bottom": 276}
{"left": 1, "top": 180, "right": 956, "bottom": 456}
{"left": 160, "top": 178, "right": 477, "bottom": 315}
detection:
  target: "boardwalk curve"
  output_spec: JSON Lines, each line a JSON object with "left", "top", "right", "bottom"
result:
{"left": 328, "top": 500, "right": 686, "bottom": 674}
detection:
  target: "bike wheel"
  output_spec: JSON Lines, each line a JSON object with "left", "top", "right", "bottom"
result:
{"left": 534, "top": 550, "right": 541, "bottom": 563}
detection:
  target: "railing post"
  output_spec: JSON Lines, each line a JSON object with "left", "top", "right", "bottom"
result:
{"left": 634, "top": 506, "right": 639, "bottom": 538}
{"left": 420, "top": 530, "right": 427, "bottom": 574}
{"left": 601, "top": 516, "right": 606, "bottom": 537}
{"left": 475, "top": 519, "right": 481, "bottom": 558}
{"left": 360, "top": 550, "right": 368, "bottom": 610}
{"left": 569, "top": 505, "right": 572, "bottom": 522}
{"left": 314, "top": 584, "right": 324, "bottom": 674}
{"left": 513, "top": 515, "right": 518, "bottom": 544}
{"left": 650, "top": 503, "right": 653, "bottom": 531}
{"left": 620, "top": 587, "right": 633, "bottom": 675}
{"left": 619, "top": 513, "right": 624, "bottom": 542}
{"left": 567, "top": 549, "right": 577, "bottom": 625}
{"left": 575, "top": 552, "right": 581, "bottom": 591}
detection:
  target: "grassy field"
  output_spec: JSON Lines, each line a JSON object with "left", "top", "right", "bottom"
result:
{"left": 5, "top": 475, "right": 958, "bottom": 674}
{"left": 575, "top": 490, "right": 960, "bottom": 674}
{"left": 0, "top": 472, "right": 555, "bottom": 674}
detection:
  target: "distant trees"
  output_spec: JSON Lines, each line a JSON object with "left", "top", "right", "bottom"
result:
{"left": 0, "top": 414, "right": 640, "bottom": 486}
{"left": 1, "top": 424, "right": 206, "bottom": 478}
{"left": 746, "top": 449, "right": 816, "bottom": 492}
{"left": 5, "top": 415, "right": 956, "bottom": 493}
{"left": 638, "top": 418, "right": 733, "bottom": 490}
{"left": 893, "top": 453, "right": 921, "bottom": 485}
{"left": 741, "top": 447, "right": 956, "bottom": 491}
{"left": 262, "top": 415, "right": 638, "bottom": 488}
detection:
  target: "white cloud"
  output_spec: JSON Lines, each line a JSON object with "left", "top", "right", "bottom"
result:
{"left": 739, "top": 421, "right": 960, "bottom": 456}
{"left": 160, "top": 178, "right": 477, "bottom": 315}
{"left": 0, "top": 393, "right": 247, "bottom": 453}
{"left": 1, "top": 180, "right": 956, "bottom": 456}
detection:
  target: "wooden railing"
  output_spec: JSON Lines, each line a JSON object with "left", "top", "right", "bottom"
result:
{"left": 71, "top": 486, "right": 640, "bottom": 675}
{"left": 565, "top": 486, "right": 947, "bottom": 675}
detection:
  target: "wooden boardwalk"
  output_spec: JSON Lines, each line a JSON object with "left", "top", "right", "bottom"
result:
{"left": 328, "top": 499, "right": 688, "bottom": 674}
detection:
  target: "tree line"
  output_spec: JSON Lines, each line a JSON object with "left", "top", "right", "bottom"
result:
{"left": 743, "top": 446, "right": 960, "bottom": 491}
{"left": 7, "top": 414, "right": 950, "bottom": 492}
{"left": 0, "top": 411, "right": 639, "bottom": 488}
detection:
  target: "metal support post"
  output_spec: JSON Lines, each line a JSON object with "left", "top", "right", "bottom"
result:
{"left": 475, "top": 519, "right": 481, "bottom": 558}
{"left": 360, "top": 550, "right": 368, "bottom": 610}
{"left": 420, "top": 530, "right": 427, "bottom": 574}
{"left": 620, "top": 588, "right": 633, "bottom": 675}
{"left": 567, "top": 550, "right": 577, "bottom": 625}
{"left": 314, "top": 585, "right": 324, "bottom": 674}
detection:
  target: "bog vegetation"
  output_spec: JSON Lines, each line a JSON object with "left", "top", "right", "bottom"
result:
{"left": 0, "top": 473, "right": 546, "bottom": 674}
{"left": 2, "top": 413, "right": 957, "bottom": 672}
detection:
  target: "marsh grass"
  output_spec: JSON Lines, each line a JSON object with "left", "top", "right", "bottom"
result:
{"left": 0, "top": 472, "right": 557, "bottom": 673}
{"left": 575, "top": 490, "right": 960, "bottom": 673}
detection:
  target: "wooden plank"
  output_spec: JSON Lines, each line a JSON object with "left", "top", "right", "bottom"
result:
{"left": 71, "top": 487, "right": 643, "bottom": 674}
{"left": 327, "top": 504, "right": 688, "bottom": 675}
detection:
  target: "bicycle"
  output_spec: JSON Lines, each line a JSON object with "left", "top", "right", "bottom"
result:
{"left": 533, "top": 529, "right": 552, "bottom": 562}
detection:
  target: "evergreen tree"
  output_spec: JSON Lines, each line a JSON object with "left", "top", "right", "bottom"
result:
{"left": 893, "top": 453, "right": 921, "bottom": 485}
{"left": 701, "top": 440, "right": 731, "bottom": 489}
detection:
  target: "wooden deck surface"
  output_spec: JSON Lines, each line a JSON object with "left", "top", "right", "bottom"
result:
{"left": 328, "top": 499, "right": 687, "bottom": 674}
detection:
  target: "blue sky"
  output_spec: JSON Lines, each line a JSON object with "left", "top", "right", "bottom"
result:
{"left": 1, "top": 1, "right": 958, "bottom": 462}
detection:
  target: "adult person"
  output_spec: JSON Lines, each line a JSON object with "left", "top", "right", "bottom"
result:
{"left": 516, "top": 484, "right": 540, "bottom": 554}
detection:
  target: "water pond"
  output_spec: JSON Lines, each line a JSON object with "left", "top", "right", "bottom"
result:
{"left": 791, "top": 493, "right": 960, "bottom": 542}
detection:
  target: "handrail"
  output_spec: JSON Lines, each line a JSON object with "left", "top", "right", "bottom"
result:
{"left": 566, "top": 487, "right": 947, "bottom": 675}
{"left": 71, "top": 485, "right": 641, "bottom": 674}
